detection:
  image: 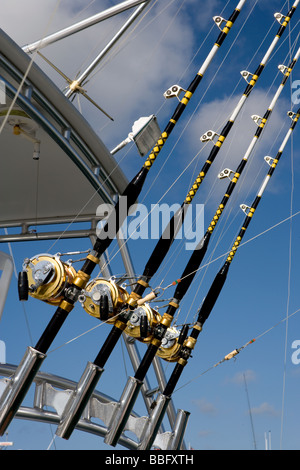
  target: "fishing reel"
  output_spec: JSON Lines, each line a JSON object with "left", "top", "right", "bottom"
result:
{"left": 125, "top": 303, "right": 190, "bottom": 362}
{"left": 79, "top": 278, "right": 129, "bottom": 322}
{"left": 18, "top": 253, "right": 77, "bottom": 305}
{"left": 125, "top": 303, "right": 161, "bottom": 341}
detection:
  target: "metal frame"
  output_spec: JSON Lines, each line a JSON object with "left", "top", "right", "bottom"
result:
{"left": 0, "top": 363, "right": 188, "bottom": 450}
{"left": 0, "top": 3, "right": 189, "bottom": 448}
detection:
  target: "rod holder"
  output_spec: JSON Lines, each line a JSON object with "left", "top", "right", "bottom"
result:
{"left": 56, "top": 361, "right": 104, "bottom": 439}
{"left": 0, "top": 346, "right": 46, "bottom": 435}
{"left": 104, "top": 376, "right": 143, "bottom": 446}
{"left": 138, "top": 393, "right": 170, "bottom": 450}
{"left": 169, "top": 408, "right": 190, "bottom": 450}
{"left": 137, "top": 393, "right": 190, "bottom": 450}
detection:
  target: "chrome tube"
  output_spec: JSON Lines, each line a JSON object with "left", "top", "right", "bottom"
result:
{"left": 65, "top": 2, "right": 150, "bottom": 98}
{"left": 0, "top": 347, "right": 46, "bottom": 435}
{"left": 104, "top": 376, "right": 143, "bottom": 446}
{"left": 56, "top": 362, "right": 104, "bottom": 439}
{"left": 22, "top": 0, "right": 149, "bottom": 53}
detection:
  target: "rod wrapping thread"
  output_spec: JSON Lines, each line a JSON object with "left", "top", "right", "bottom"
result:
{"left": 173, "top": 232, "right": 211, "bottom": 301}
{"left": 35, "top": 307, "right": 70, "bottom": 354}
{"left": 134, "top": 343, "right": 162, "bottom": 382}
{"left": 140, "top": 204, "right": 186, "bottom": 283}
{"left": 93, "top": 166, "right": 148, "bottom": 259}
{"left": 197, "top": 262, "right": 229, "bottom": 326}
{"left": 94, "top": 326, "right": 124, "bottom": 368}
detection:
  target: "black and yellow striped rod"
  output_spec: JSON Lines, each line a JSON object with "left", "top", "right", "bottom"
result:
{"left": 0, "top": 0, "right": 248, "bottom": 440}
{"left": 96, "top": 7, "right": 300, "bottom": 446}
{"left": 133, "top": 42, "right": 300, "bottom": 349}
{"left": 30, "top": 1, "right": 249, "bottom": 356}
{"left": 143, "top": 0, "right": 247, "bottom": 171}
{"left": 101, "top": 34, "right": 300, "bottom": 447}
{"left": 161, "top": 106, "right": 300, "bottom": 407}
{"left": 183, "top": 0, "right": 299, "bottom": 206}
{"left": 124, "top": 2, "right": 300, "bottom": 312}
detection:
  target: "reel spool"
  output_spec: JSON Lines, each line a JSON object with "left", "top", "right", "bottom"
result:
{"left": 21, "top": 254, "right": 77, "bottom": 305}
{"left": 156, "top": 326, "right": 181, "bottom": 362}
{"left": 79, "top": 279, "right": 129, "bottom": 322}
{"left": 125, "top": 304, "right": 185, "bottom": 362}
{"left": 125, "top": 304, "right": 161, "bottom": 342}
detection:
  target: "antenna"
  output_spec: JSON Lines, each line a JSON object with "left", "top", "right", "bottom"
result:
{"left": 243, "top": 373, "right": 257, "bottom": 450}
{"left": 264, "top": 431, "right": 271, "bottom": 450}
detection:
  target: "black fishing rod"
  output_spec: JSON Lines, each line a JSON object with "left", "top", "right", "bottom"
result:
{"left": 0, "top": 0, "right": 247, "bottom": 437}
{"left": 115, "top": 0, "right": 300, "bottom": 312}
{"left": 103, "top": 28, "right": 300, "bottom": 447}
{"left": 55, "top": 1, "right": 300, "bottom": 442}
{"left": 136, "top": 106, "right": 300, "bottom": 450}
{"left": 31, "top": 0, "right": 247, "bottom": 354}
{"left": 166, "top": 43, "right": 300, "bottom": 315}
{"left": 51, "top": 0, "right": 250, "bottom": 440}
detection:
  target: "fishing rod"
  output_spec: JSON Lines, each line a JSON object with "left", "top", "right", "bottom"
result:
{"left": 135, "top": 106, "right": 300, "bottom": 450}
{"left": 114, "top": 0, "right": 300, "bottom": 314}
{"left": 54, "top": 2, "right": 300, "bottom": 441}
{"left": 0, "top": 0, "right": 247, "bottom": 437}
{"left": 102, "top": 39, "right": 300, "bottom": 447}
{"left": 164, "top": 43, "right": 300, "bottom": 316}
{"left": 77, "top": 0, "right": 300, "bottom": 329}
{"left": 60, "top": 0, "right": 300, "bottom": 362}
{"left": 52, "top": 0, "right": 253, "bottom": 440}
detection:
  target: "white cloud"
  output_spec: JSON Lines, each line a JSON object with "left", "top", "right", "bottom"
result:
{"left": 250, "top": 402, "right": 279, "bottom": 416}
{"left": 193, "top": 397, "right": 217, "bottom": 415}
{"left": 1, "top": 1, "right": 198, "bottom": 150}
{"left": 180, "top": 86, "right": 292, "bottom": 212}
{"left": 228, "top": 369, "right": 257, "bottom": 385}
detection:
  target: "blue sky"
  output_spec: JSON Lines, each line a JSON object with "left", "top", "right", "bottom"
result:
{"left": 0, "top": 0, "right": 300, "bottom": 450}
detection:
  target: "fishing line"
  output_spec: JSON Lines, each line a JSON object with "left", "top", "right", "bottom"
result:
{"left": 140, "top": 0, "right": 260, "bottom": 206}
{"left": 157, "top": 208, "right": 300, "bottom": 294}
{"left": 99, "top": 7, "right": 266, "bottom": 275}
{"left": 47, "top": 312, "right": 122, "bottom": 355}
{"left": 172, "top": 306, "right": 300, "bottom": 395}
{"left": 46, "top": 0, "right": 221, "bottom": 253}
{"left": 0, "top": 0, "right": 63, "bottom": 136}
{"left": 280, "top": 5, "right": 295, "bottom": 448}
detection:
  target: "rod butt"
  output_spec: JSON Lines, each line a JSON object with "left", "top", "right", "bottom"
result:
{"left": 104, "top": 376, "right": 143, "bottom": 447}
{"left": 0, "top": 346, "right": 46, "bottom": 435}
{"left": 56, "top": 361, "right": 104, "bottom": 439}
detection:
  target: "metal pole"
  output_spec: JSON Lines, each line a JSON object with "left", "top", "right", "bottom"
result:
{"left": 65, "top": 1, "right": 151, "bottom": 98}
{"left": 22, "top": 0, "right": 150, "bottom": 54}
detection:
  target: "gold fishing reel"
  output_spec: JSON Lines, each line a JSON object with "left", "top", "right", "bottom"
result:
{"left": 124, "top": 303, "right": 185, "bottom": 361}
{"left": 79, "top": 278, "right": 129, "bottom": 322}
{"left": 124, "top": 303, "right": 161, "bottom": 342}
{"left": 20, "top": 254, "right": 77, "bottom": 305}
{"left": 156, "top": 326, "right": 182, "bottom": 362}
